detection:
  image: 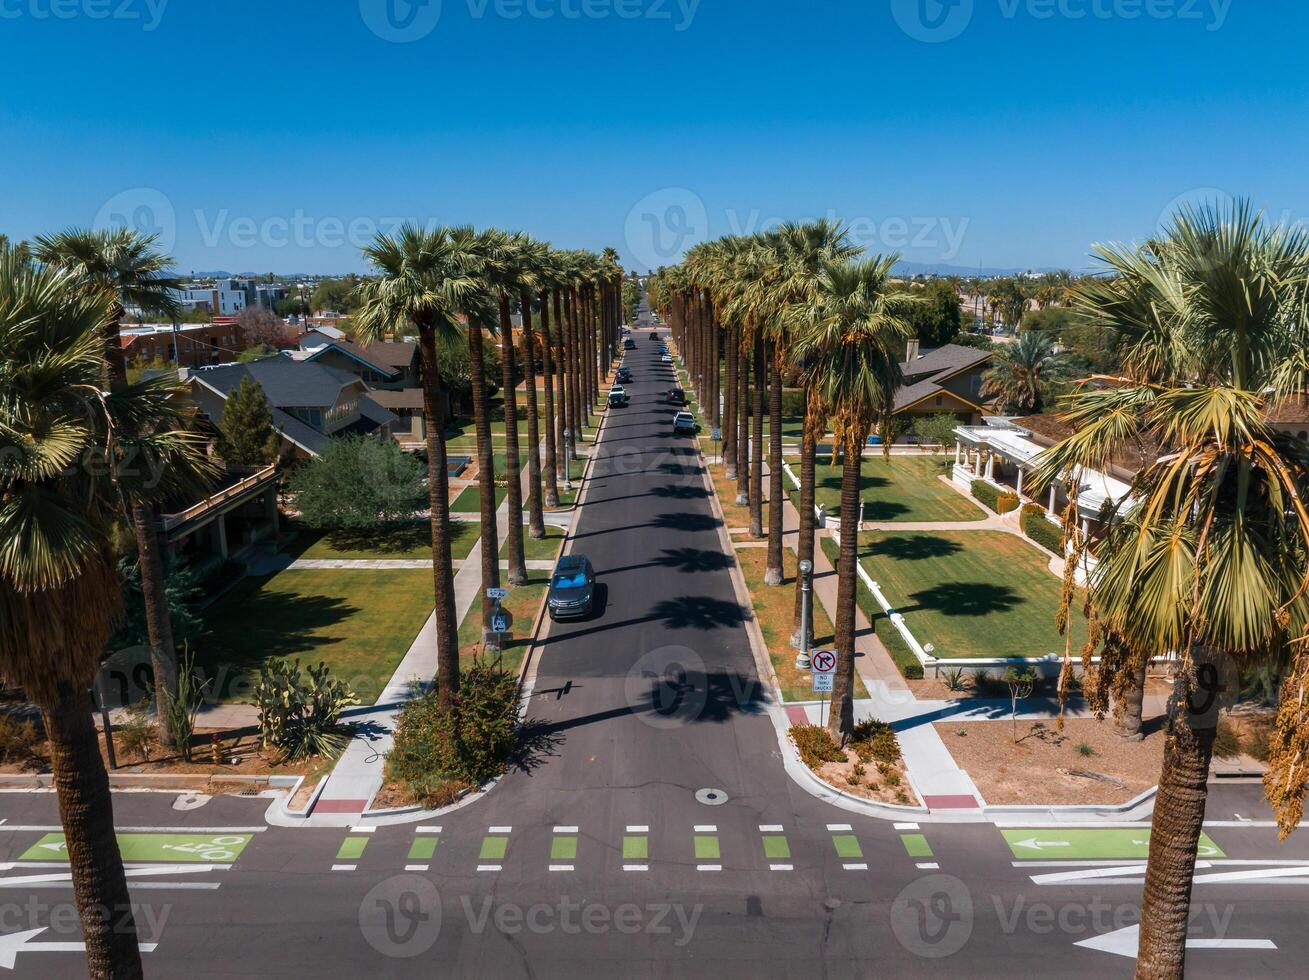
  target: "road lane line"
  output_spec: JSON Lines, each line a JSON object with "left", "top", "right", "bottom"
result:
{"left": 694, "top": 825, "right": 717, "bottom": 833}
{"left": 827, "top": 824, "right": 852, "bottom": 832}
{"left": 769, "top": 864, "right": 793, "bottom": 871}
{"left": 842, "top": 863, "right": 868, "bottom": 871}
{"left": 488, "top": 826, "right": 512, "bottom": 834}
{"left": 405, "top": 865, "right": 428, "bottom": 872}
{"left": 626, "top": 825, "right": 648, "bottom": 833}
{"left": 416, "top": 826, "right": 442, "bottom": 834}
{"left": 759, "top": 825, "right": 784, "bottom": 833}
{"left": 549, "top": 865, "right": 574, "bottom": 872}
{"left": 477, "top": 865, "right": 502, "bottom": 872}
{"left": 916, "top": 862, "right": 939, "bottom": 870}
{"left": 553, "top": 826, "right": 578, "bottom": 834}
{"left": 331, "top": 865, "right": 356, "bottom": 872}
{"left": 697, "top": 864, "right": 721, "bottom": 871}
{"left": 622, "top": 864, "right": 648, "bottom": 872}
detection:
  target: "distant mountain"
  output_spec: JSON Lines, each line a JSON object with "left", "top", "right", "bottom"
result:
{"left": 891, "top": 260, "right": 1066, "bottom": 278}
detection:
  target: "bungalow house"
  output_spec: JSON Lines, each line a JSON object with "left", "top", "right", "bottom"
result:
{"left": 893, "top": 340, "right": 992, "bottom": 427}
{"left": 293, "top": 330, "right": 418, "bottom": 389}
{"left": 183, "top": 357, "right": 398, "bottom": 461}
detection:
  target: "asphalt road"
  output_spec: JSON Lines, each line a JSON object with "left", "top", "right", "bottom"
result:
{"left": 3, "top": 317, "right": 1309, "bottom": 977}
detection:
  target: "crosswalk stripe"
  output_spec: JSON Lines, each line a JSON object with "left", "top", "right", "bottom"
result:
{"left": 759, "top": 824, "right": 784, "bottom": 832}
{"left": 549, "top": 864, "right": 574, "bottom": 872}
{"left": 416, "top": 826, "right": 442, "bottom": 834}
{"left": 477, "top": 864, "right": 501, "bottom": 872}
{"left": 626, "top": 825, "right": 648, "bottom": 833}
{"left": 697, "top": 864, "right": 721, "bottom": 872}
{"left": 917, "top": 862, "right": 939, "bottom": 869}
{"left": 553, "top": 826, "right": 579, "bottom": 834}
{"left": 769, "top": 864, "right": 793, "bottom": 871}
{"left": 827, "top": 823, "right": 852, "bottom": 832}
{"left": 843, "top": 863, "right": 868, "bottom": 871}
{"left": 488, "top": 826, "right": 512, "bottom": 834}
{"left": 894, "top": 823, "right": 920, "bottom": 831}
{"left": 331, "top": 864, "right": 356, "bottom": 872}
{"left": 622, "top": 864, "right": 648, "bottom": 872}
{"left": 405, "top": 864, "right": 428, "bottom": 872}
{"left": 694, "top": 825, "right": 717, "bottom": 833}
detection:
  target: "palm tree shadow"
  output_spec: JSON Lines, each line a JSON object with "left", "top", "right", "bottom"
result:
{"left": 900, "top": 582, "right": 1023, "bottom": 617}
{"left": 869, "top": 535, "right": 963, "bottom": 561}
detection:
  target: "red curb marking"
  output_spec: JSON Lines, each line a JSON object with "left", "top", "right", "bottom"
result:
{"left": 314, "top": 799, "right": 369, "bottom": 813}
{"left": 785, "top": 706, "right": 810, "bottom": 726}
{"left": 923, "top": 794, "right": 980, "bottom": 809}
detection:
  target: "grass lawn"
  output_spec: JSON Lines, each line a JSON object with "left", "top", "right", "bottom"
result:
{"left": 455, "top": 569, "right": 549, "bottom": 676}
{"left": 294, "top": 522, "right": 479, "bottom": 562}
{"left": 843, "top": 529, "right": 1088, "bottom": 661}
{"left": 707, "top": 462, "right": 769, "bottom": 534}
{"left": 546, "top": 486, "right": 578, "bottom": 509}
{"left": 502, "top": 524, "right": 565, "bottom": 562}
{"left": 735, "top": 547, "right": 866, "bottom": 702}
{"left": 199, "top": 568, "right": 435, "bottom": 704}
{"left": 452, "top": 484, "right": 507, "bottom": 512}
{"left": 789, "top": 454, "right": 984, "bottom": 523}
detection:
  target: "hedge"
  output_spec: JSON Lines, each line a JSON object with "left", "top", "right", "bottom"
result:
{"left": 1021, "top": 503, "right": 1064, "bottom": 554}
{"left": 970, "top": 479, "right": 1019, "bottom": 515}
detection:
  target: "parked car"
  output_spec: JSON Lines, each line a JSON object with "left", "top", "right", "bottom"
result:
{"left": 608, "top": 386, "right": 629, "bottom": 407}
{"left": 661, "top": 353, "right": 673, "bottom": 363}
{"left": 666, "top": 387, "right": 686, "bottom": 406}
{"left": 624, "top": 338, "right": 636, "bottom": 350}
{"left": 547, "top": 555, "right": 595, "bottom": 620}
{"left": 616, "top": 367, "right": 632, "bottom": 383}
{"left": 672, "top": 411, "right": 699, "bottom": 435}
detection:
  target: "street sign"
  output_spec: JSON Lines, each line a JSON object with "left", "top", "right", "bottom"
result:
{"left": 811, "top": 649, "right": 836, "bottom": 693}
{"left": 711, "top": 427, "right": 722, "bottom": 441}
{"left": 491, "top": 612, "right": 510, "bottom": 633}
{"left": 486, "top": 587, "right": 508, "bottom": 600}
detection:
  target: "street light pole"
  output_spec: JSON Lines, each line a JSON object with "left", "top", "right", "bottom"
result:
{"left": 563, "top": 430, "right": 574, "bottom": 491}
{"left": 795, "top": 559, "right": 813, "bottom": 670}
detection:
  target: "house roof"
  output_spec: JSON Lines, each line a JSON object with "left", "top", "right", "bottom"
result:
{"left": 893, "top": 343, "right": 992, "bottom": 414}
{"left": 367, "top": 388, "right": 425, "bottom": 411}
{"left": 300, "top": 330, "right": 415, "bottom": 377}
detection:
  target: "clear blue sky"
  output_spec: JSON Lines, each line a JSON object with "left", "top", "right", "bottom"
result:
{"left": 1, "top": 0, "right": 1303, "bottom": 274}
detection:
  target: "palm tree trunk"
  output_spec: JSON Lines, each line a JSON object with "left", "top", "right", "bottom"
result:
{"left": 105, "top": 309, "right": 179, "bottom": 748}
{"left": 736, "top": 341, "right": 750, "bottom": 507}
{"left": 131, "top": 505, "right": 177, "bottom": 748}
{"left": 828, "top": 428, "right": 862, "bottom": 743}
{"left": 1119, "top": 663, "right": 1147, "bottom": 739}
{"left": 750, "top": 334, "right": 766, "bottom": 539}
{"left": 498, "top": 295, "right": 528, "bottom": 586}
{"left": 519, "top": 289, "right": 546, "bottom": 540}
{"left": 539, "top": 289, "right": 560, "bottom": 509}
{"left": 1135, "top": 660, "right": 1220, "bottom": 977}
{"left": 42, "top": 685, "right": 144, "bottom": 979}
{"left": 723, "top": 322, "right": 737, "bottom": 480}
{"left": 467, "top": 320, "right": 501, "bottom": 634}
{"left": 566, "top": 289, "right": 585, "bottom": 441}
{"left": 791, "top": 403, "right": 818, "bottom": 647}
{"left": 417, "top": 324, "right": 460, "bottom": 709}
{"left": 765, "top": 344, "right": 785, "bottom": 585}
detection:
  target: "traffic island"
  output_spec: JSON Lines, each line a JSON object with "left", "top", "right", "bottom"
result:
{"left": 790, "top": 720, "right": 916, "bottom": 807}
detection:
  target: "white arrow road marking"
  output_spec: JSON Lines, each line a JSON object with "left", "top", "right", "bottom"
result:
{"left": 1011, "top": 837, "right": 1073, "bottom": 851}
{"left": 0, "top": 928, "right": 158, "bottom": 970}
{"left": 1192, "top": 866, "right": 1309, "bottom": 884}
{"left": 0, "top": 865, "right": 222, "bottom": 888}
{"left": 1075, "top": 924, "right": 1275, "bottom": 958}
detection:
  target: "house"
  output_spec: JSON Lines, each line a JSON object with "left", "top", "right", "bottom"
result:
{"left": 121, "top": 320, "right": 249, "bottom": 368}
{"left": 183, "top": 357, "right": 398, "bottom": 460}
{"left": 171, "top": 279, "right": 252, "bottom": 316}
{"left": 293, "top": 330, "right": 418, "bottom": 389}
{"left": 893, "top": 340, "right": 993, "bottom": 426}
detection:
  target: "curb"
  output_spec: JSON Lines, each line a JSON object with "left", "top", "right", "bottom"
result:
{"left": 0, "top": 772, "right": 299, "bottom": 792}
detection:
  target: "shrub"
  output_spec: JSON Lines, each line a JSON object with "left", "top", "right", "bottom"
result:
{"left": 790, "top": 724, "right": 844, "bottom": 768}
{"left": 1074, "top": 742, "right": 1096, "bottom": 757}
{"left": 995, "top": 491, "right": 1020, "bottom": 514}
{"left": 942, "top": 667, "right": 966, "bottom": 692}
{"left": 0, "top": 715, "right": 41, "bottom": 766}
{"left": 116, "top": 716, "right": 153, "bottom": 761}
{"left": 255, "top": 660, "right": 359, "bottom": 761}
{"left": 884, "top": 770, "right": 902, "bottom": 787}
{"left": 1244, "top": 726, "right": 1271, "bottom": 762}
{"left": 851, "top": 719, "right": 900, "bottom": 765}
{"left": 972, "top": 669, "right": 1006, "bottom": 696}
{"left": 1212, "top": 719, "right": 1241, "bottom": 759}
{"left": 160, "top": 649, "right": 210, "bottom": 762}
{"left": 1021, "top": 503, "right": 1064, "bottom": 554}
{"left": 387, "top": 663, "right": 521, "bottom": 795}
{"left": 970, "top": 479, "right": 1000, "bottom": 512}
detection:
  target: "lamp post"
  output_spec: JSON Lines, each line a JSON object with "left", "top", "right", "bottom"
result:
{"left": 563, "top": 430, "right": 574, "bottom": 491}
{"left": 795, "top": 559, "right": 813, "bottom": 670}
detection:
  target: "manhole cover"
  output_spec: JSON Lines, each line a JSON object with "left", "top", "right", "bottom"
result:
{"left": 695, "top": 787, "right": 728, "bottom": 806}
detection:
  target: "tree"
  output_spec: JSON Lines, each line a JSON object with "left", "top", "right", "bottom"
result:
{"left": 909, "top": 413, "right": 959, "bottom": 449}
{"left": 1032, "top": 200, "right": 1309, "bottom": 976}
{"left": 111, "top": 559, "right": 204, "bottom": 652}
{"left": 900, "top": 279, "right": 963, "bottom": 348}
{"left": 951, "top": 332, "right": 995, "bottom": 351}
{"left": 353, "top": 224, "right": 478, "bottom": 713}
{"left": 217, "top": 377, "right": 280, "bottom": 466}
{"left": 1004, "top": 667, "right": 1035, "bottom": 743}
{"left": 291, "top": 436, "right": 425, "bottom": 530}
{"left": 274, "top": 296, "right": 307, "bottom": 319}
{"left": 980, "top": 331, "right": 1070, "bottom": 414}
{"left": 793, "top": 256, "right": 915, "bottom": 742}
{"left": 234, "top": 307, "right": 285, "bottom": 350}
{"left": 310, "top": 277, "right": 356, "bottom": 314}
{"left": 0, "top": 245, "right": 210, "bottom": 975}
{"left": 33, "top": 227, "right": 196, "bottom": 750}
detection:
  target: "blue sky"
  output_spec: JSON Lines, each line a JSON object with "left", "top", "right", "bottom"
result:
{"left": 0, "top": 0, "right": 1303, "bottom": 274}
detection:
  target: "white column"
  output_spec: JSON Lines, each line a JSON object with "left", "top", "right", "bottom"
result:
{"left": 985, "top": 454, "right": 995, "bottom": 480}
{"left": 1081, "top": 518, "right": 1090, "bottom": 540}
{"left": 1048, "top": 484, "right": 1056, "bottom": 515}
{"left": 954, "top": 441, "right": 961, "bottom": 465}
{"left": 1015, "top": 466, "right": 1024, "bottom": 499}
{"left": 974, "top": 450, "right": 981, "bottom": 476}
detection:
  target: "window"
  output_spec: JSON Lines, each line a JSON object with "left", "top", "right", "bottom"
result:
{"left": 934, "top": 395, "right": 943, "bottom": 406}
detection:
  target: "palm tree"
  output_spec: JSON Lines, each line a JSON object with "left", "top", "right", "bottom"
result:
{"left": 535, "top": 251, "right": 563, "bottom": 507}
{"left": 353, "top": 224, "right": 473, "bottom": 711}
{"left": 0, "top": 245, "right": 210, "bottom": 975}
{"left": 793, "top": 256, "right": 915, "bottom": 741}
{"left": 517, "top": 237, "right": 552, "bottom": 536}
{"left": 1031, "top": 200, "right": 1309, "bottom": 976}
{"left": 980, "top": 330, "right": 1069, "bottom": 414}
{"left": 34, "top": 228, "right": 189, "bottom": 746}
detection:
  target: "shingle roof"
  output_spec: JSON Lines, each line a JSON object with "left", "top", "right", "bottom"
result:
{"left": 194, "top": 357, "right": 359, "bottom": 409}
{"left": 367, "top": 388, "right": 425, "bottom": 411}
{"left": 893, "top": 343, "right": 992, "bottom": 413}
{"left": 300, "top": 330, "right": 415, "bottom": 376}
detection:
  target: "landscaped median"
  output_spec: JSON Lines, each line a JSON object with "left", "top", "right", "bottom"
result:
{"left": 455, "top": 570, "right": 551, "bottom": 676}
{"left": 789, "top": 718, "right": 913, "bottom": 806}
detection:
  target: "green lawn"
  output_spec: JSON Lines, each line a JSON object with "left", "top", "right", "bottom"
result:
{"left": 789, "top": 454, "right": 983, "bottom": 523}
{"left": 455, "top": 570, "right": 549, "bottom": 675}
{"left": 501, "top": 525, "right": 565, "bottom": 562}
{"left": 839, "top": 530, "right": 1088, "bottom": 661}
{"left": 452, "top": 484, "right": 508, "bottom": 512}
{"left": 198, "top": 568, "right": 435, "bottom": 703}
{"left": 295, "top": 522, "right": 479, "bottom": 562}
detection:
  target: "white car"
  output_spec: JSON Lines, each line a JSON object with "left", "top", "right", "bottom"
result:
{"left": 661, "top": 353, "right": 673, "bottom": 363}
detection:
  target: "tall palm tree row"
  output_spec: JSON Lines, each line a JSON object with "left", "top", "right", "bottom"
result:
{"left": 34, "top": 228, "right": 190, "bottom": 747}
{"left": 0, "top": 244, "right": 214, "bottom": 976}
{"left": 1031, "top": 201, "right": 1309, "bottom": 977}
